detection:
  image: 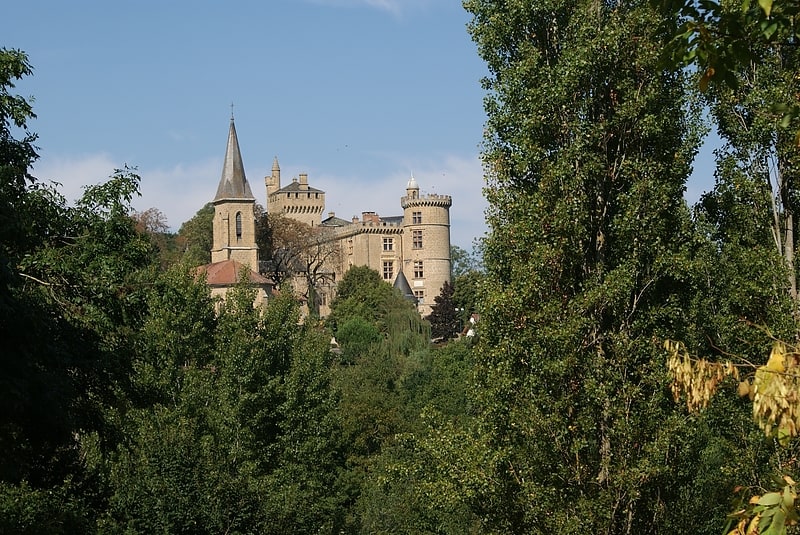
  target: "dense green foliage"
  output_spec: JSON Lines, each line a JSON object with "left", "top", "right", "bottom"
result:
{"left": 458, "top": 0, "right": 753, "bottom": 532}
{"left": 4, "top": 0, "right": 800, "bottom": 527}
{"left": 0, "top": 50, "right": 474, "bottom": 531}
{"left": 176, "top": 202, "right": 214, "bottom": 266}
{"left": 426, "top": 280, "right": 461, "bottom": 340}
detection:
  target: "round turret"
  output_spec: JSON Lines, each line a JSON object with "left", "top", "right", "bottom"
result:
{"left": 406, "top": 174, "right": 419, "bottom": 198}
{"left": 401, "top": 176, "right": 452, "bottom": 314}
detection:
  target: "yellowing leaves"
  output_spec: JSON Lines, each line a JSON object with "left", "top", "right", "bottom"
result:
{"left": 665, "top": 340, "right": 738, "bottom": 411}
{"left": 752, "top": 342, "right": 800, "bottom": 445}
{"left": 666, "top": 340, "right": 800, "bottom": 445}
{"left": 667, "top": 340, "right": 800, "bottom": 533}
{"left": 699, "top": 67, "right": 715, "bottom": 92}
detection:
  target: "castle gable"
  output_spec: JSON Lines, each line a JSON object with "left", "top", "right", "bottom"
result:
{"left": 321, "top": 214, "right": 352, "bottom": 227}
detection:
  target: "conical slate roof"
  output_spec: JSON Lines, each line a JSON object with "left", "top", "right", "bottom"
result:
{"left": 393, "top": 270, "right": 418, "bottom": 304}
{"left": 214, "top": 117, "right": 254, "bottom": 201}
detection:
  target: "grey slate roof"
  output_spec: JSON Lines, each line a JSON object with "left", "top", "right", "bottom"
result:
{"left": 214, "top": 118, "right": 255, "bottom": 201}
{"left": 393, "top": 270, "right": 418, "bottom": 304}
{"left": 321, "top": 214, "right": 352, "bottom": 227}
{"left": 275, "top": 180, "right": 324, "bottom": 194}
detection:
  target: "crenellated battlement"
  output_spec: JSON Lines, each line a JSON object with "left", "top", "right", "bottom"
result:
{"left": 401, "top": 194, "right": 452, "bottom": 209}
{"left": 329, "top": 225, "right": 404, "bottom": 241}
{"left": 264, "top": 163, "right": 452, "bottom": 317}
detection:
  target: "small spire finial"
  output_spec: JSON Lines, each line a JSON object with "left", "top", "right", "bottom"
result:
{"left": 407, "top": 172, "right": 419, "bottom": 190}
{"left": 230, "top": 102, "right": 235, "bottom": 120}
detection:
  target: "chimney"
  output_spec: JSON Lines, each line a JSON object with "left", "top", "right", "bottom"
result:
{"left": 299, "top": 173, "right": 308, "bottom": 191}
{"left": 362, "top": 211, "right": 379, "bottom": 224}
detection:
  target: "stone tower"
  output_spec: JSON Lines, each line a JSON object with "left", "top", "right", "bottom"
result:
{"left": 265, "top": 156, "right": 281, "bottom": 211}
{"left": 265, "top": 158, "right": 326, "bottom": 227}
{"left": 210, "top": 116, "right": 259, "bottom": 271}
{"left": 401, "top": 174, "right": 452, "bottom": 308}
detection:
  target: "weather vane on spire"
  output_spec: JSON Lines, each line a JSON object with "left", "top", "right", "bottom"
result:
{"left": 230, "top": 102, "right": 235, "bottom": 120}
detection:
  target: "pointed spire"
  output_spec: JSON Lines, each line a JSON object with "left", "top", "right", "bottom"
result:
{"left": 214, "top": 116, "right": 254, "bottom": 201}
{"left": 393, "top": 270, "right": 418, "bottom": 304}
{"left": 272, "top": 156, "right": 280, "bottom": 172}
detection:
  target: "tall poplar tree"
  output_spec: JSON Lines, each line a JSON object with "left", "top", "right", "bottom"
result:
{"left": 699, "top": 2, "right": 800, "bottom": 329}
{"left": 463, "top": 0, "right": 703, "bottom": 531}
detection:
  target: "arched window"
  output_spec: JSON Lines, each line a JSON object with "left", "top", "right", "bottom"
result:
{"left": 235, "top": 212, "right": 242, "bottom": 240}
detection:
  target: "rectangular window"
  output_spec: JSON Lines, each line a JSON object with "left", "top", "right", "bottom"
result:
{"left": 413, "top": 260, "right": 424, "bottom": 279}
{"left": 383, "top": 261, "right": 394, "bottom": 280}
{"left": 383, "top": 237, "right": 394, "bottom": 251}
{"left": 413, "top": 211, "right": 422, "bottom": 224}
{"left": 412, "top": 229, "right": 423, "bottom": 249}
{"left": 414, "top": 290, "right": 424, "bottom": 304}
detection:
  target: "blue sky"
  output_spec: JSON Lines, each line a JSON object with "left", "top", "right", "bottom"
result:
{"left": 5, "top": 0, "right": 489, "bottom": 249}
{"left": 5, "top": 0, "right": 716, "bottom": 251}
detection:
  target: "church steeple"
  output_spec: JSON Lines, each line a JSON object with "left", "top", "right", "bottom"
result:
{"left": 211, "top": 115, "right": 258, "bottom": 271}
{"left": 214, "top": 116, "right": 254, "bottom": 201}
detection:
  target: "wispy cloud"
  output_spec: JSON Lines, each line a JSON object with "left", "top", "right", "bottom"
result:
{"left": 302, "top": 153, "right": 488, "bottom": 249}
{"left": 134, "top": 160, "right": 221, "bottom": 230}
{"left": 33, "top": 153, "right": 220, "bottom": 231}
{"left": 32, "top": 151, "right": 488, "bottom": 249}
{"left": 32, "top": 153, "right": 121, "bottom": 204}
{"left": 302, "top": 0, "right": 434, "bottom": 17}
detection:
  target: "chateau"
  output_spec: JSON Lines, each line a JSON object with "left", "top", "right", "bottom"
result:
{"left": 206, "top": 116, "right": 452, "bottom": 317}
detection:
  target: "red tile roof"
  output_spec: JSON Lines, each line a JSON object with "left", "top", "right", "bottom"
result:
{"left": 196, "top": 259, "right": 273, "bottom": 287}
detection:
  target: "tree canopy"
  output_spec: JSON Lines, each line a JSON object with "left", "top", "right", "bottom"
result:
{"left": 6, "top": 2, "right": 800, "bottom": 527}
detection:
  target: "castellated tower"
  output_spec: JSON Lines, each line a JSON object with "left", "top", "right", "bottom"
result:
{"left": 211, "top": 117, "right": 259, "bottom": 271}
{"left": 265, "top": 156, "right": 281, "bottom": 210}
{"left": 400, "top": 175, "right": 452, "bottom": 311}
{"left": 265, "top": 157, "right": 326, "bottom": 227}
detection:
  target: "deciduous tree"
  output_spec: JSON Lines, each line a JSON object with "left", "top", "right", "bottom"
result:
{"left": 462, "top": 0, "right": 706, "bottom": 531}
{"left": 177, "top": 202, "right": 213, "bottom": 266}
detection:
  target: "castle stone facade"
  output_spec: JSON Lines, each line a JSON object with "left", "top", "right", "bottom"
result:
{"left": 265, "top": 157, "right": 326, "bottom": 228}
{"left": 311, "top": 175, "right": 452, "bottom": 316}
{"left": 208, "top": 117, "right": 452, "bottom": 317}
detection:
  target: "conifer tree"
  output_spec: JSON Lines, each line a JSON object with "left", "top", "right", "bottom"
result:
{"left": 426, "top": 280, "right": 460, "bottom": 341}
